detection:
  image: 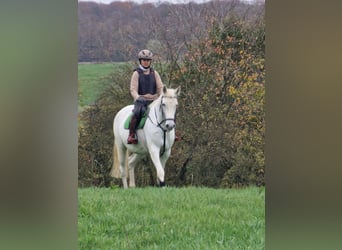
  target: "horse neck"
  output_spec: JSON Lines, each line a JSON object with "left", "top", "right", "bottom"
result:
{"left": 149, "top": 95, "right": 163, "bottom": 121}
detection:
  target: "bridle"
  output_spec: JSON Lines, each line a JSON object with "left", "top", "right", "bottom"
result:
{"left": 147, "top": 95, "right": 177, "bottom": 156}
{"left": 147, "top": 95, "right": 177, "bottom": 130}
{"left": 157, "top": 96, "right": 177, "bottom": 130}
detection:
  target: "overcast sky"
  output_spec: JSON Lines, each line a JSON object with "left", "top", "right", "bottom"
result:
{"left": 78, "top": 0, "right": 257, "bottom": 4}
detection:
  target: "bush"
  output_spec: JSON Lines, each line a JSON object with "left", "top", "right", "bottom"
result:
{"left": 169, "top": 15, "right": 265, "bottom": 187}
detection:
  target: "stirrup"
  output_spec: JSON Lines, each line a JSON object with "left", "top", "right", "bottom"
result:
{"left": 175, "top": 131, "right": 181, "bottom": 142}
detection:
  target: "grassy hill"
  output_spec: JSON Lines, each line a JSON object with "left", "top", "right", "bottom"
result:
{"left": 78, "top": 62, "right": 130, "bottom": 110}
{"left": 78, "top": 186, "right": 265, "bottom": 249}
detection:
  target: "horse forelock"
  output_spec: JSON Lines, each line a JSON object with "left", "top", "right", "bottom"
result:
{"left": 163, "top": 88, "right": 179, "bottom": 99}
{"left": 162, "top": 93, "right": 178, "bottom": 105}
{"left": 150, "top": 88, "right": 178, "bottom": 108}
{"left": 163, "top": 95, "right": 177, "bottom": 99}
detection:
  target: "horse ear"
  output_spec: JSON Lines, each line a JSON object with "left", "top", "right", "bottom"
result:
{"left": 175, "top": 86, "right": 181, "bottom": 96}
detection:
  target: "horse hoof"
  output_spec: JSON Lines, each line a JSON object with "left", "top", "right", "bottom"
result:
{"left": 160, "top": 181, "right": 165, "bottom": 187}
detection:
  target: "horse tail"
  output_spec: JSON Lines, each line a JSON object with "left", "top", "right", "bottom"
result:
{"left": 110, "top": 143, "right": 120, "bottom": 178}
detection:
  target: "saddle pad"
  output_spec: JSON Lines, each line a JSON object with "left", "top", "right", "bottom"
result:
{"left": 124, "top": 112, "right": 148, "bottom": 130}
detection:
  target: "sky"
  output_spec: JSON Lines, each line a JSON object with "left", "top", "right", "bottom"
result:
{"left": 78, "top": 0, "right": 258, "bottom": 4}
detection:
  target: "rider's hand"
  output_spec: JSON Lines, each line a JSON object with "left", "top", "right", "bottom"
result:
{"left": 143, "top": 94, "right": 156, "bottom": 100}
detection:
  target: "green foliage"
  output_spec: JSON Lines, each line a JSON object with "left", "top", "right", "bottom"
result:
{"left": 78, "top": 187, "right": 265, "bottom": 249}
{"left": 169, "top": 15, "right": 265, "bottom": 188}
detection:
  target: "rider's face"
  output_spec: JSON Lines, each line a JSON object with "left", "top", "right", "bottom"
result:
{"left": 141, "top": 59, "right": 151, "bottom": 67}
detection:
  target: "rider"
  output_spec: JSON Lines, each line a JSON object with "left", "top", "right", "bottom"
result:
{"left": 127, "top": 49, "right": 181, "bottom": 144}
{"left": 127, "top": 49, "right": 164, "bottom": 144}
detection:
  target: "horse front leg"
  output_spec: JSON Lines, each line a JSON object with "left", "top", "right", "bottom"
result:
{"left": 160, "top": 149, "right": 171, "bottom": 169}
{"left": 149, "top": 146, "right": 165, "bottom": 187}
{"left": 159, "top": 149, "right": 171, "bottom": 187}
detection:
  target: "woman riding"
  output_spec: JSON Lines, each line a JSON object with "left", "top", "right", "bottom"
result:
{"left": 127, "top": 49, "right": 180, "bottom": 144}
{"left": 127, "top": 49, "right": 163, "bottom": 144}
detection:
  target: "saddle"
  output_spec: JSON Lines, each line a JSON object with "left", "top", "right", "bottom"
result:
{"left": 124, "top": 110, "right": 149, "bottom": 130}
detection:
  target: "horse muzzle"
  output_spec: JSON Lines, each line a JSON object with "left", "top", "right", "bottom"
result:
{"left": 164, "top": 119, "right": 176, "bottom": 131}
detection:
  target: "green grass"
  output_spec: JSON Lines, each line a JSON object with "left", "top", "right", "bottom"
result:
{"left": 78, "top": 186, "right": 264, "bottom": 249}
{"left": 78, "top": 62, "right": 128, "bottom": 108}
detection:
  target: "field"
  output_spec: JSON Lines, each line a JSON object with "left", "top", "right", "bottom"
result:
{"left": 78, "top": 186, "right": 265, "bottom": 249}
{"left": 78, "top": 62, "right": 130, "bottom": 109}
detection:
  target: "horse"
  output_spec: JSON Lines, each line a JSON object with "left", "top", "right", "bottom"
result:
{"left": 110, "top": 86, "right": 180, "bottom": 188}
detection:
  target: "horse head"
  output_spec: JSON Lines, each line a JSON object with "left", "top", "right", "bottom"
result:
{"left": 160, "top": 86, "right": 181, "bottom": 131}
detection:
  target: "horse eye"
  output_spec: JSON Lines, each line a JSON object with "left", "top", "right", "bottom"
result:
{"left": 162, "top": 103, "right": 166, "bottom": 106}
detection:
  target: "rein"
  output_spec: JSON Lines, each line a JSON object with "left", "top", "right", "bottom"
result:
{"left": 147, "top": 96, "right": 177, "bottom": 156}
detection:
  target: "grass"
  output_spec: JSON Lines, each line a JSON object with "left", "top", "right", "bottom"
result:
{"left": 78, "top": 61, "right": 168, "bottom": 109}
{"left": 78, "top": 62, "right": 129, "bottom": 108}
{"left": 78, "top": 186, "right": 264, "bottom": 249}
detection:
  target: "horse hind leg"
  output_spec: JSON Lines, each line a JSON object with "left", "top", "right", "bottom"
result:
{"left": 110, "top": 142, "right": 128, "bottom": 188}
{"left": 110, "top": 143, "right": 120, "bottom": 178}
{"left": 127, "top": 153, "right": 136, "bottom": 188}
{"left": 128, "top": 153, "right": 145, "bottom": 188}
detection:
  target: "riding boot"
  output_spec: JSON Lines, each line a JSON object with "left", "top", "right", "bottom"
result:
{"left": 174, "top": 115, "right": 181, "bottom": 142}
{"left": 127, "top": 115, "right": 139, "bottom": 144}
{"left": 175, "top": 130, "right": 181, "bottom": 142}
